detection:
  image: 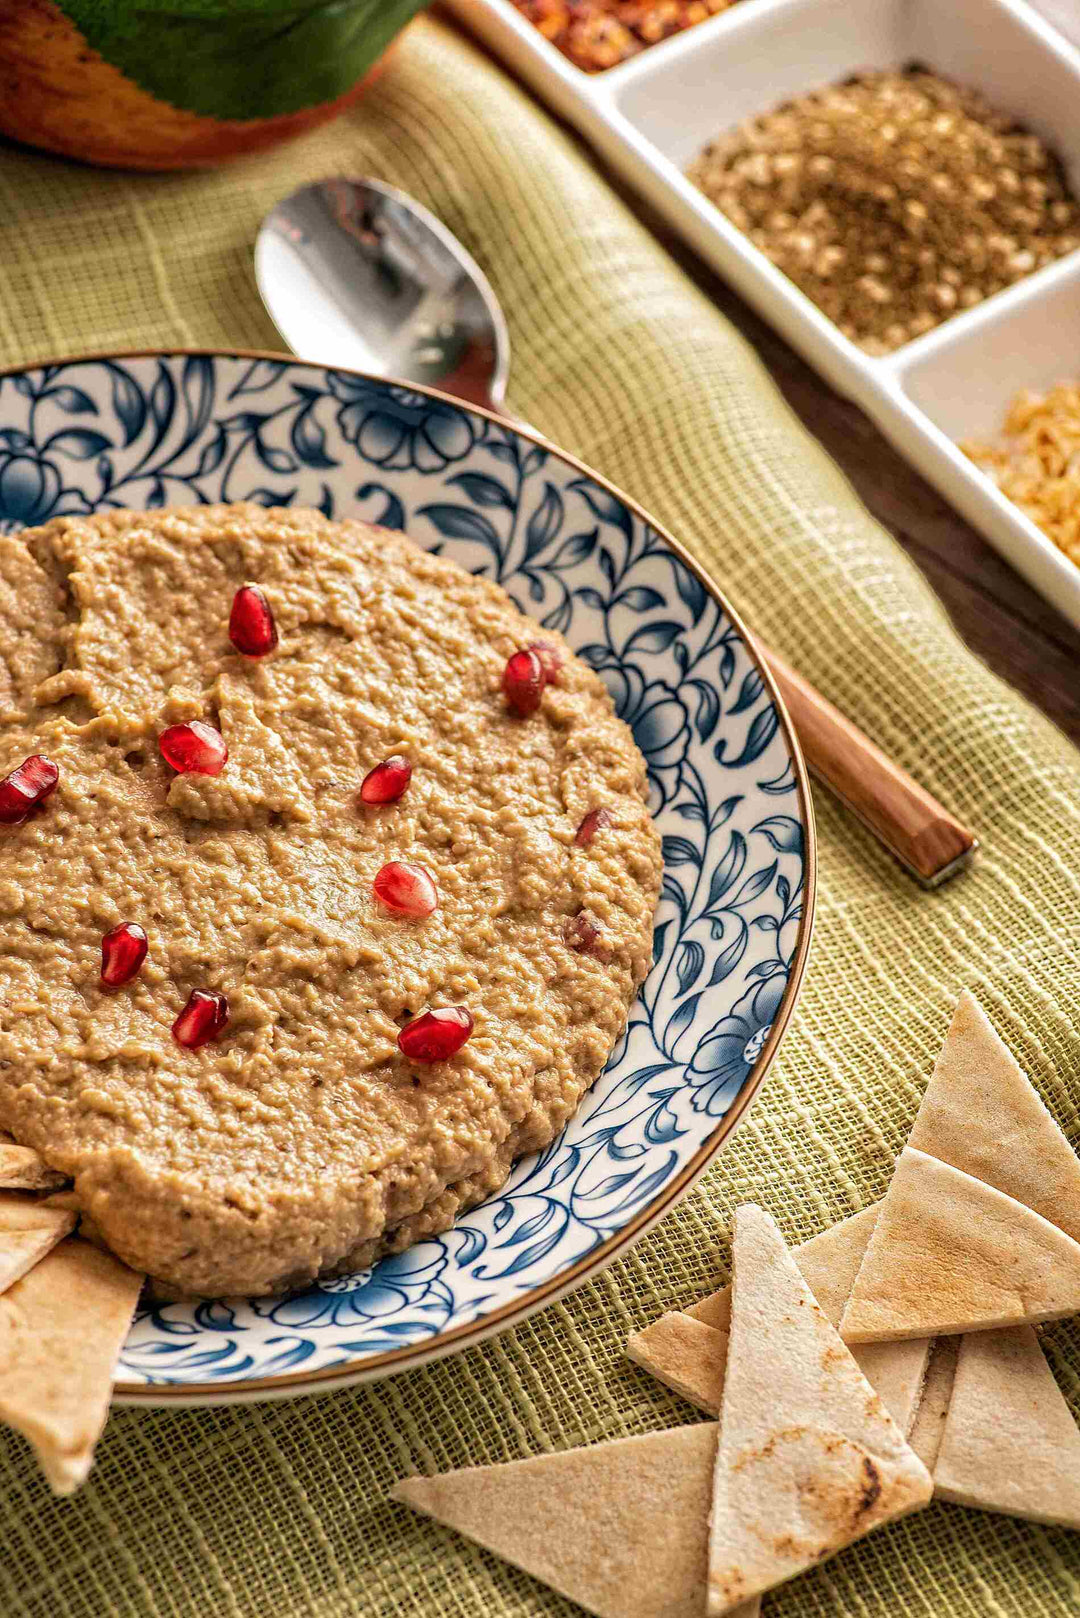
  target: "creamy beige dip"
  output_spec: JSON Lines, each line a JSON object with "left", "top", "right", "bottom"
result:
{"left": 0, "top": 505, "right": 661, "bottom": 1296}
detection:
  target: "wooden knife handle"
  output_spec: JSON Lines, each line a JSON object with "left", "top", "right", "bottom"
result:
{"left": 761, "top": 645, "right": 978, "bottom": 888}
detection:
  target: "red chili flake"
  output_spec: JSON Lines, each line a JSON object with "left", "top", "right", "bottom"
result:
{"left": 565, "top": 911, "right": 603, "bottom": 954}
{"left": 575, "top": 807, "right": 612, "bottom": 846}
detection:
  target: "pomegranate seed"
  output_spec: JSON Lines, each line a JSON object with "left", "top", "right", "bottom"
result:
{"left": 100, "top": 922, "right": 148, "bottom": 988}
{"left": 0, "top": 755, "right": 58, "bottom": 825}
{"left": 565, "top": 911, "right": 601, "bottom": 952}
{"left": 575, "top": 807, "right": 612, "bottom": 846}
{"left": 373, "top": 861, "right": 438, "bottom": 918}
{"left": 528, "top": 640, "right": 563, "bottom": 684}
{"left": 359, "top": 755, "right": 412, "bottom": 805}
{"left": 397, "top": 1007, "right": 474, "bottom": 1062}
{"left": 502, "top": 648, "right": 545, "bottom": 716}
{"left": 229, "top": 585, "right": 278, "bottom": 657}
{"left": 172, "top": 989, "right": 229, "bottom": 1050}
{"left": 159, "top": 720, "right": 228, "bottom": 776}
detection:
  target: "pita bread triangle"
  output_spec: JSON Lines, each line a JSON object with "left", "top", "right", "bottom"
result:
{"left": 0, "top": 1141, "right": 67, "bottom": 1191}
{"left": 707, "top": 1206, "right": 932, "bottom": 1616}
{"left": 842, "top": 992, "right": 1080, "bottom": 1342}
{"left": 0, "top": 1195, "right": 75, "bottom": 1295}
{"left": 394, "top": 1423, "right": 759, "bottom": 1618}
{"left": 911, "top": 990, "right": 1080, "bottom": 1239}
{"left": 629, "top": 1203, "right": 931, "bottom": 1435}
{"left": 842, "top": 1148, "right": 1080, "bottom": 1341}
{"left": 627, "top": 1311, "right": 731, "bottom": 1413}
{"left": 907, "top": 1336, "right": 958, "bottom": 1471}
{"left": 0, "top": 1237, "right": 143, "bottom": 1493}
{"left": 933, "top": 1326, "right": 1080, "bottom": 1528}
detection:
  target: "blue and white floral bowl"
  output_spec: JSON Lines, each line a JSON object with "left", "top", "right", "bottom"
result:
{"left": 0, "top": 352, "right": 815, "bottom": 1404}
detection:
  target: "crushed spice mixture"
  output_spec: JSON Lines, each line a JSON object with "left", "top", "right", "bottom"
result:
{"left": 963, "top": 383, "right": 1080, "bottom": 567}
{"left": 509, "top": 0, "right": 739, "bottom": 71}
{"left": 688, "top": 67, "right": 1080, "bottom": 353}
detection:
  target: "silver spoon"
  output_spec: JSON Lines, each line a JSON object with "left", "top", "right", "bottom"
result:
{"left": 255, "top": 178, "right": 510, "bottom": 415}
{"left": 254, "top": 178, "right": 977, "bottom": 888}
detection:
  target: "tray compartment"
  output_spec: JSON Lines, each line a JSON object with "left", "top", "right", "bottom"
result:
{"left": 612, "top": 0, "right": 1080, "bottom": 310}
{"left": 447, "top": 0, "right": 1080, "bottom": 626}
{"left": 895, "top": 257, "right": 1080, "bottom": 444}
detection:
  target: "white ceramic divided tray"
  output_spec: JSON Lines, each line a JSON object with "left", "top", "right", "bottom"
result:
{"left": 447, "top": 0, "right": 1080, "bottom": 630}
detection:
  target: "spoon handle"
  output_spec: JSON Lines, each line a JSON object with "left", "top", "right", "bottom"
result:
{"left": 761, "top": 644, "right": 978, "bottom": 888}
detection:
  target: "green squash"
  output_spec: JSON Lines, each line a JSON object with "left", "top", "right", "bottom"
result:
{"left": 0, "top": 0, "right": 430, "bottom": 169}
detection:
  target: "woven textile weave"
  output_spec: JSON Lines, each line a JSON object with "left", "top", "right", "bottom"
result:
{"left": 1, "top": 16, "right": 1079, "bottom": 1617}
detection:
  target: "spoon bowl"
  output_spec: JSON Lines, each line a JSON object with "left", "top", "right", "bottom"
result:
{"left": 255, "top": 178, "right": 510, "bottom": 412}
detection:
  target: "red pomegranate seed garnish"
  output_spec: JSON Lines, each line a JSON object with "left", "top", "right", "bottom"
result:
{"left": 359, "top": 755, "right": 412, "bottom": 805}
{"left": 0, "top": 755, "right": 59, "bottom": 826}
{"left": 575, "top": 807, "right": 612, "bottom": 846}
{"left": 528, "top": 640, "right": 563, "bottom": 684}
{"left": 502, "top": 648, "right": 546, "bottom": 716}
{"left": 229, "top": 585, "right": 278, "bottom": 658}
{"left": 565, "top": 912, "right": 602, "bottom": 953}
{"left": 172, "top": 989, "right": 229, "bottom": 1050}
{"left": 159, "top": 720, "right": 228, "bottom": 776}
{"left": 100, "top": 922, "right": 148, "bottom": 988}
{"left": 397, "top": 1007, "right": 474, "bottom": 1063}
{"left": 373, "top": 861, "right": 438, "bottom": 918}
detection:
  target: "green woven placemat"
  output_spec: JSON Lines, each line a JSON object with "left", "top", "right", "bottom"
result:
{"left": 2, "top": 15, "right": 1079, "bottom": 1617}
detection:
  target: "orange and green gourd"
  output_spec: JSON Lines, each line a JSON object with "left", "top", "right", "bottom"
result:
{"left": 0, "top": 0, "right": 430, "bottom": 169}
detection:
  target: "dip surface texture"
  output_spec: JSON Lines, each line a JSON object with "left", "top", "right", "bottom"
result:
{"left": 0, "top": 505, "right": 660, "bottom": 1295}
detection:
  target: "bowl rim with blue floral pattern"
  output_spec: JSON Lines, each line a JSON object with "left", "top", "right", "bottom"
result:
{"left": 0, "top": 349, "right": 815, "bottom": 1403}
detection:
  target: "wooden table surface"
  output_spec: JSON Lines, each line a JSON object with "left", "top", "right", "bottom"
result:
{"left": 676, "top": 249, "right": 1080, "bottom": 747}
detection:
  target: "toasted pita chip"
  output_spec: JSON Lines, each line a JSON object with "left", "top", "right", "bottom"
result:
{"left": 0, "top": 1238, "right": 143, "bottom": 1493}
{"left": 911, "top": 990, "right": 1080, "bottom": 1240}
{"left": 933, "top": 1326, "right": 1080, "bottom": 1527}
{"left": 907, "top": 1337, "right": 958, "bottom": 1470}
{"left": 627, "top": 1312, "right": 731, "bottom": 1413}
{"left": 707, "top": 1206, "right": 932, "bottom": 1615}
{"left": 395, "top": 1423, "right": 757, "bottom": 1618}
{"left": 629, "top": 1203, "right": 931, "bottom": 1434}
{"left": 0, "top": 1195, "right": 75, "bottom": 1294}
{"left": 844, "top": 993, "right": 1080, "bottom": 1343}
{"left": 687, "top": 1288, "right": 732, "bottom": 1331}
{"left": 841, "top": 1148, "right": 1080, "bottom": 1342}
{"left": 679, "top": 1205, "right": 884, "bottom": 1338}
{"left": 0, "top": 1143, "right": 67, "bottom": 1191}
